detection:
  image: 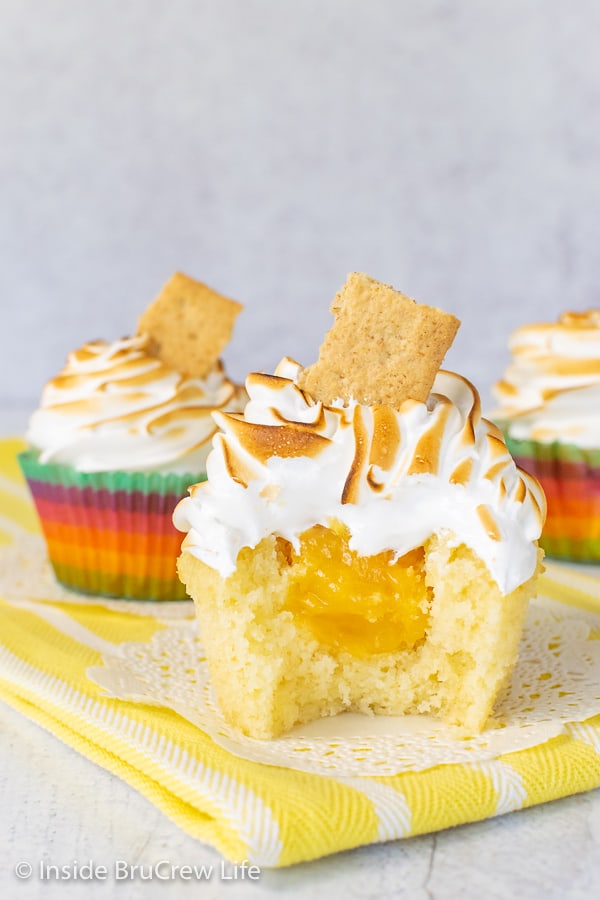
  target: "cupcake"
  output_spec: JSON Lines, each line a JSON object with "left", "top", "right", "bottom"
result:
{"left": 492, "top": 310, "right": 600, "bottom": 562}
{"left": 20, "top": 272, "right": 244, "bottom": 601}
{"left": 175, "top": 273, "right": 545, "bottom": 738}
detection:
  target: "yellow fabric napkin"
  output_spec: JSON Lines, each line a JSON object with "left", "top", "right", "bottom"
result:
{"left": 1, "top": 436, "right": 600, "bottom": 867}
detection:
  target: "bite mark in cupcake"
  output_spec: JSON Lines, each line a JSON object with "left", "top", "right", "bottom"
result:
{"left": 175, "top": 273, "right": 545, "bottom": 738}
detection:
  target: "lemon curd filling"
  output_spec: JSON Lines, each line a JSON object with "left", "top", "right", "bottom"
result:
{"left": 281, "top": 524, "right": 432, "bottom": 657}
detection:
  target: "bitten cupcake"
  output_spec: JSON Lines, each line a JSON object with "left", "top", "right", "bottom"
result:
{"left": 492, "top": 310, "right": 600, "bottom": 562}
{"left": 175, "top": 273, "right": 545, "bottom": 739}
{"left": 19, "top": 272, "right": 245, "bottom": 601}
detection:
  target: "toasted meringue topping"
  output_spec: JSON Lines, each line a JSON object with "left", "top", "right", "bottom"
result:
{"left": 174, "top": 358, "right": 545, "bottom": 593}
{"left": 492, "top": 310, "right": 600, "bottom": 446}
{"left": 27, "top": 334, "right": 245, "bottom": 473}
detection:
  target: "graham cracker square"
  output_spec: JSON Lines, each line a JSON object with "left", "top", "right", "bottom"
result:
{"left": 137, "top": 272, "right": 242, "bottom": 378}
{"left": 298, "top": 272, "right": 460, "bottom": 407}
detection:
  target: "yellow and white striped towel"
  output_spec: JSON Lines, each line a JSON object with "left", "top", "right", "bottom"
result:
{"left": 1, "top": 437, "right": 600, "bottom": 867}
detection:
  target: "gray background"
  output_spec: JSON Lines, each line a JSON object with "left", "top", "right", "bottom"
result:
{"left": 2, "top": 0, "right": 600, "bottom": 419}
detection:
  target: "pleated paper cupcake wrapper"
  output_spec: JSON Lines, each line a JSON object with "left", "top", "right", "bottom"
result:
{"left": 17, "top": 450, "right": 205, "bottom": 601}
{"left": 506, "top": 436, "right": 600, "bottom": 562}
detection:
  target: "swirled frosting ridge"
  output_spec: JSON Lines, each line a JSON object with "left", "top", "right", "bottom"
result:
{"left": 492, "top": 310, "right": 600, "bottom": 446}
{"left": 27, "top": 334, "right": 245, "bottom": 473}
{"left": 175, "top": 358, "right": 545, "bottom": 593}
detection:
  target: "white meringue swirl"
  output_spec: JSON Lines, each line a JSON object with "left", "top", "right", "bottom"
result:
{"left": 492, "top": 310, "right": 600, "bottom": 446}
{"left": 27, "top": 334, "right": 245, "bottom": 473}
{"left": 174, "top": 358, "right": 545, "bottom": 594}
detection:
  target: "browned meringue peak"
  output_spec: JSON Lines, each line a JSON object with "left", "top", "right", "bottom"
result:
{"left": 207, "top": 364, "right": 545, "bottom": 537}
{"left": 218, "top": 416, "right": 332, "bottom": 469}
{"left": 175, "top": 359, "right": 545, "bottom": 594}
{"left": 27, "top": 334, "right": 244, "bottom": 472}
{"left": 556, "top": 309, "right": 600, "bottom": 328}
{"left": 491, "top": 308, "right": 600, "bottom": 442}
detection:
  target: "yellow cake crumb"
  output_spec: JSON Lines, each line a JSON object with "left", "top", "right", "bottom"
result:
{"left": 178, "top": 528, "right": 543, "bottom": 739}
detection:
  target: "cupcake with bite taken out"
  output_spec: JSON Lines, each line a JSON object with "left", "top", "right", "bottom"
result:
{"left": 492, "top": 310, "right": 600, "bottom": 562}
{"left": 19, "top": 272, "right": 245, "bottom": 601}
{"left": 175, "top": 273, "right": 545, "bottom": 739}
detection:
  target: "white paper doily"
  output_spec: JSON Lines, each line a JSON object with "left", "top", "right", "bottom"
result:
{"left": 0, "top": 534, "right": 194, "bottom": 620}
{"left": 87, "top": 596, "right": 600, "bottom": 777}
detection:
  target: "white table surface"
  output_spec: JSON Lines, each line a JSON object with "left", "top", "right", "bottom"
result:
{"left": 2, "top": 408, "right": 600, "bottom": 899}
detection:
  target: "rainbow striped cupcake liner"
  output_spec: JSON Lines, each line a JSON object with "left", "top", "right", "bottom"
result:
{"left": 18, "top": 450, "right": 206, "bottom": 601}
{"left": 505, "top": 436, "right": 600, "bottom": 562}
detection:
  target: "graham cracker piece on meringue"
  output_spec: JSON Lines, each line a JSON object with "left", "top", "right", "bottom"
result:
{"left": 137, "top": 272, "right": 242, "bottom": 379}
{"left": 298, "top": 272, "right": 460, "bottom": 408}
